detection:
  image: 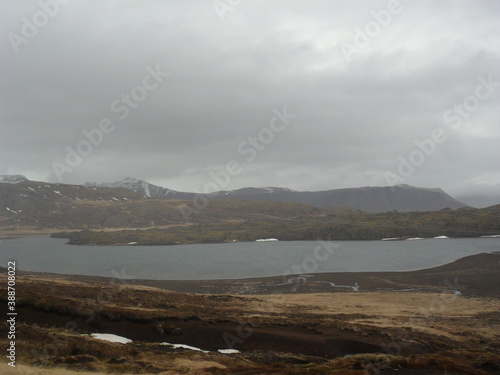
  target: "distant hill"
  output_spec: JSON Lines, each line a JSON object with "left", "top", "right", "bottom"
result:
{"left": 455, "top": 194, "right": 500, "bottom": 209}
{"left": 1, "top": 175, "right": 467, "bottom": 213}
{"left": 83, "top": 177, "right": 466, "bottom": 212}
{"left": 212, "top": 184, "right": 467, "bottom": 212}
{"left": 0, "top": 176, "right": 143, "bottom": 229}
{"left": 0, "top": 176, "right": 142, "bottom": 204}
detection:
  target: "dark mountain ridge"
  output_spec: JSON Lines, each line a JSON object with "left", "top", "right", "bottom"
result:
{"left": 84, "top": 176, "right": 466, "bottom": 212}
{"left": 1, "top": 175, "right": 467, "bottom": 214}
{"left": 212, "top": 184, "right": 466, "bottom": 212}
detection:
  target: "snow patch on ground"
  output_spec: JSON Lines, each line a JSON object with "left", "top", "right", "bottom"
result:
{"left": 218, "top": 349, "right": 240, "bottom": 354}
{"left": 161, "top": 342, "right": 241, "bottom": 354}
{"left": 90, "top": 333, "right": 132, "bottom": 344}
{"left": 160, "top": 342, "right": 209, "bottom": 353}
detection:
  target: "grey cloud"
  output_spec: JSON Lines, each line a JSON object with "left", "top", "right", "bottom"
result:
{"left": 1, "top": 0, "right": 499, "bottom": 196}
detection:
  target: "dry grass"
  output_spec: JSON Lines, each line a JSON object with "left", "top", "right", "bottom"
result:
{"left": 260, "top": 291, "right": 497, "bottom": 318}
{"left": 249, "top": 292, "right": 499, "bottom": 343}
{"left": 0, "top": 362, "right": 226, "bottom": 375}
{"left": 0, "top": 364, "right": 101, "bottom": 375}
{"left": 1, "top": 273, "right": 499, "bottom": 375}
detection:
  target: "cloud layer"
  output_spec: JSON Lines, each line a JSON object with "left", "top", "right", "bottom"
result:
{"left": 1, "top": 0, "right": 499, "bottom": 195}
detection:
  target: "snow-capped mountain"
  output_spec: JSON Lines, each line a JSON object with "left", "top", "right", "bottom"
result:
{"left": 0, "top": 174, "right": 28, "bottom": 184}
{"left": 221, "top": 187, "right": 297, "bottom": 196}
{"left": 84, "top": 177, "right": 193, "bottom": 199}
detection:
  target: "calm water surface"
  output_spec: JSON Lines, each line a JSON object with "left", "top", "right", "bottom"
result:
{"left": 0, "top": 236, "right": 498, "bottom": 280}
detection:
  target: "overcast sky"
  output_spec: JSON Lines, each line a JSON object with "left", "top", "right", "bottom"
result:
{"left": 1, "top": 0, "right": 499, "bottom": 196}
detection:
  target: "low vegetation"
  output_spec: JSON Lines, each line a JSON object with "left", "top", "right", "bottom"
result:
{"left": 0, "top": 272, "right": 498, "bottom": 374}
{"left": 52, "top": 205, "right": 500, "bottom": 245}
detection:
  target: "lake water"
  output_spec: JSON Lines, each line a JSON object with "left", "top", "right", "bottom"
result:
{"left": 0, "top": 236, "right": 498, "bottom": 280}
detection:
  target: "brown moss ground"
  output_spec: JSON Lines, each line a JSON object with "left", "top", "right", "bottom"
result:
{"left": 1, "top": 270, "right": 499, "bottom": 374}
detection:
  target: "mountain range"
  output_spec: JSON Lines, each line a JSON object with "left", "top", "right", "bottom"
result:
{"left": 1, "top": 175, "right": 499, "bottom": 240}
{"left": 1, "top": 175, "right": 471, "bottom": 213}
{"left": 85, "top": 177, "right": 467, "bottom": 212}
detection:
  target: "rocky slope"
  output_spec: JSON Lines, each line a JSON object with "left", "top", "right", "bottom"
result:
{"left": 85, "top": 177, "right": 193, "bottom": 199}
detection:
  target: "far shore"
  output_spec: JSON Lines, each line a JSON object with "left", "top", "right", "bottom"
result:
{"left": 3, "top": 229, "right": 497, "bottom": 247}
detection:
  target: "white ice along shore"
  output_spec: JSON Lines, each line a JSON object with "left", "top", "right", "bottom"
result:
{"left": 256, "top": 238, "right": 279, "bottom": 242}
{"left": 382, "top": 235, "right": 451, "bottom": 241}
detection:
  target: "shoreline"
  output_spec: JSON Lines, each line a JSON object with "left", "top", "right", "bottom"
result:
{"left": 120, "top": 251, "right": 500, "bottom": 298}
{"left": 3, "top": 231, "right": 499, "bottom": 246}
{"left": 53, "top": 233, "right": 500, "bottom": 246}
{"left": 5, "top": 252, "right": 499, "bottom": 298}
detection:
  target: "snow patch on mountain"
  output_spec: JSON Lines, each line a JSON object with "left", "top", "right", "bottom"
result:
{"left": 0, "top": 175, "right": 28, "bottom": 184}
{"left": 85, "top": 177, "right": 178, "bottom": 199}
